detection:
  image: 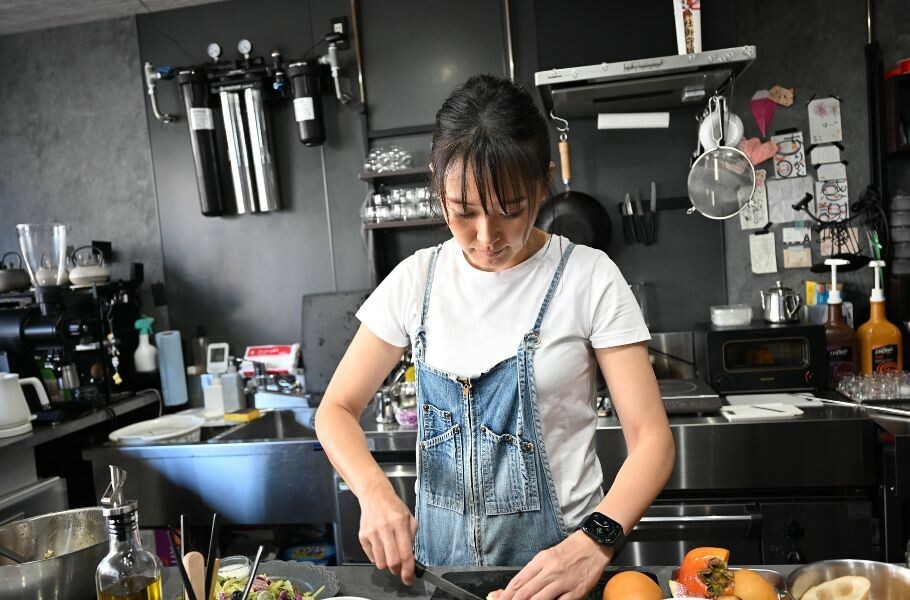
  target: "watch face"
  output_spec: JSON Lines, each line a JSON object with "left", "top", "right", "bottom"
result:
{"left": 587, "top": 513, "right": 623, "bottom": 543}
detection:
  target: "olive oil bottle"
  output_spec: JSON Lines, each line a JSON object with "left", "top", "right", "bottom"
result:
{"left": 96, "top": 466, "right": 162, "bottom": 600}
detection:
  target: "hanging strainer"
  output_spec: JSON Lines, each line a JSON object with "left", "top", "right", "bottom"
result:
{"left": 686, "top": 95, "right": 756, "bottom": 220}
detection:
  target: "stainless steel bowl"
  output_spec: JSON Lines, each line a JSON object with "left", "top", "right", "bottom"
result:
{"left": 0, "top": 507, "right": 107, "bottom": 599}
{"left": 787, "top": 559, "right": 910, "bottom": 599}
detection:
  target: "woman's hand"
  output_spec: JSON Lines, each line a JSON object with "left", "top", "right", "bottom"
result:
{"left": 357, "top": 483, "right": 419, "bottom": 585}
{"left": 496, "top": 532, "right": 612, "bottom": 600}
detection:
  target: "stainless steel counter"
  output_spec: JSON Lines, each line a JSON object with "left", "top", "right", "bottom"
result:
{"left": 83, "top": 402, "right": 884, "bottom": 527}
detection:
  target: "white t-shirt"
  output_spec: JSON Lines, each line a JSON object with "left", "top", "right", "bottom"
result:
{"left": 356, "top": 235, "right": 651, "bottom": 527}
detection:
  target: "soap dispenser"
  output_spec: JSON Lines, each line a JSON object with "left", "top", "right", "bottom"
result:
{"left": 823, "top": 258, "right": 857, "bottom": 383}
{"left": 96, "top": 465, "right": 162, "bottom": 600}
{"left": 857, "top": 260, "right": 903, "bottom": 374}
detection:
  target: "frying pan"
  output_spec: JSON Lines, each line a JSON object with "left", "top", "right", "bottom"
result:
{"left": 536, "top": 116, "right": 612, "bottom": 252}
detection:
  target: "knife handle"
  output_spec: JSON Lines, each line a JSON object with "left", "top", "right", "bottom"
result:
{"left": 414, "top": 560, "right": 427, "bottom": 577}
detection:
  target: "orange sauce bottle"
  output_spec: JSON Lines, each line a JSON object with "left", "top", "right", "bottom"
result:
{"left": 857, "top": 260, "right": 903, "bottom": 374}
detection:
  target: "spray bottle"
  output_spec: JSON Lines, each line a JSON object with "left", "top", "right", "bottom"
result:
{"left": 133, "top": 317, "right": 158, "bottom": 373}
{"left": 823, "top": 258, "right": 857, "bottom": 383}
{"left": 857, "top": 260, "right": 903, "bottom": 374}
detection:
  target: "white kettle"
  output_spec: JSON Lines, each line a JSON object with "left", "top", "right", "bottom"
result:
{"left": 0, "top": 373, "right": 50, "bottom": 438}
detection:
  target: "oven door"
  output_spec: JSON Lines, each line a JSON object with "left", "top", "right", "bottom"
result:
{"left": 715, "top": 336, "right": 819, "bottom": 393}
{"left": 612, "top": 503, "right": 762, "bottom": 566}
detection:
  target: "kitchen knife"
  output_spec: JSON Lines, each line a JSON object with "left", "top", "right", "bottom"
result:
{"left": 632, "top": 193, "right": 645, "bottom": 243}
{"left": 622, "top": 194, "right": 635, "bottom": 244}
{"left": 415, "top": 561, "right": 486, "bottom": 600}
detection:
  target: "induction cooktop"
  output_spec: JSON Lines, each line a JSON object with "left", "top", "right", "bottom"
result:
{"left": 599, "top": 377, "right": 722, "bottom": 415}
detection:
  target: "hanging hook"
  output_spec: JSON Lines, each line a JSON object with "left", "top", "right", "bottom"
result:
{"left": 549, "top": 110, "right": 569, "bottom": 141}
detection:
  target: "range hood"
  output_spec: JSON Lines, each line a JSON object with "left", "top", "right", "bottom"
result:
{"left": 535, "top": 46, "right": 756, "bottom": 118}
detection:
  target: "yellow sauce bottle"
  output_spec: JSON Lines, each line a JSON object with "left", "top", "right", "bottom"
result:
{"left": 857, "top": 260, "right": 903, "bottom": 374}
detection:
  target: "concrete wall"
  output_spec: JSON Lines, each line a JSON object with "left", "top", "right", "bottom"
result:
{"left": 0, "top": 17, "right": 167, "bottom": 325}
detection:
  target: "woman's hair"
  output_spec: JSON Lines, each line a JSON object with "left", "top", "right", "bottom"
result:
{"left": 429, "top": 74, "right": 551, "bottom": 220}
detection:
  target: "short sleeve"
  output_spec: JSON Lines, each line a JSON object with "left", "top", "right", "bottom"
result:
{"left": 588, "top": 253, "right": 651, "bottom": 348}
{"left": 355, "top": 254, "right": 423, "bottom": 348}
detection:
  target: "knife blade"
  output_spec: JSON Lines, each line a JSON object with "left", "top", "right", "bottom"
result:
{"left": 415, "top": 561, "right": 486, "bottom": 600}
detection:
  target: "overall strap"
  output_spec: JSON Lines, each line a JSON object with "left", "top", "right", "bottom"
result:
{"left": 415, "top": 244, "right": 443, "bottom": 360}
{"left": 531, "top": 242, "right": 576, "bottom": 334}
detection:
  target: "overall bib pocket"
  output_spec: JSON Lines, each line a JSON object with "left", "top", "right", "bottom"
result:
{"left": 479, "top": 425, "right": 541, "bottom": 516}
{"left": 420, "top": 410, "right": 465, "bottom": 514}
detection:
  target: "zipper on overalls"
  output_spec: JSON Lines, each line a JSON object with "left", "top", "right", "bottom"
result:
{"left": 457, "top": 376, "right": 479, "bottom": 562}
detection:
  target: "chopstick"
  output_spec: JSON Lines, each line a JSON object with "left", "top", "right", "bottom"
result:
{"left": 167, "top": 525, "right": 198, "bottom": 600}
{"left": 240, "top": 545, "right": 264, "bottom": 600}
{"left": 208, "top": 557, "right": 221, "bottom": 600}
{"left": 204, "top": 513, "right": 219, "bottom": 599}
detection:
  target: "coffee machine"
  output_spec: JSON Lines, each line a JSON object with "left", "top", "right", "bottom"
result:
{"left": 0, "top": 224, "right": 144, "bottom": 415}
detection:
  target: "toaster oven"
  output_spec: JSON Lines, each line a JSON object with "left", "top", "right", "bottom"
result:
{"left": 695, "top": 321, "right": 828, "bottom": 394}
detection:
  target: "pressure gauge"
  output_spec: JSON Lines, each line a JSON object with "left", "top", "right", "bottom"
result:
{"left": 206, "top": 42, "right": 222, "bottom": 61}
{"left": 237, "top": 39, "right": 253, "bottom": 57}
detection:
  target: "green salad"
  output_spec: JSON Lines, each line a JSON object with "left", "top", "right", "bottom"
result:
{"left": 178, "top": 572, "right": 324, "bottom": 600}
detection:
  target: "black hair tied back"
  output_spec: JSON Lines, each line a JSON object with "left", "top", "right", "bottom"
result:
{"left": 430, "top": 74, "right": 551, "bottom": 220}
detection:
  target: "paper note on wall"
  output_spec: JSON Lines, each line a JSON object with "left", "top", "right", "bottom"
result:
{"left": 766, "top": 176, "right": 815, "bottom": 223}
{"left": 740, "top": 169, "right": 769, "bottom": 230}
{"left": 810, "top": 143, "right": 842, "bottom": 166}
{"left": 808, "top": 97, "right": 843, "bottom": 144}
{"left": 772, "top": 130, "right": 807, "bottom": 178}
{"left": 750, "top": 233, "right": 778, "bottom": 274}
{"left": 817, "top": 162, "right": 847, "bottom": 181}
{"left": 783, "top": 246, "right": 812, "bottom": 269}
{"left": 782, "top": 226, "right": 812, "bottom": 245}
{"left": 815, "top": 178, "right": 850, "bottom": 222}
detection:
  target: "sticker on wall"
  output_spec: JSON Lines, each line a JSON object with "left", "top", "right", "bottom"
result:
{"left": 820, "top": 226, "right": 859, "bottom": 256}
{"left": 772, "top": 130, "right": 807, "bottom": 178}
{"left": 815, "top": 178, "right": 850, "bottom": 222}
{"left": 740, "top": 169, "right": 770, "bottom": 230}
{"left": 782, "top": 226, "right": 812, "bottom": 245}
{"left": 750, "top": 232, "right": 778, "bottom": 274}
{"left": 817, "top": 162, "right": 847, "bottom": 181}
{"left": 750, "top": 91, "right": 777, "bottom": 137}
{"left": 783, "top": 246, "right": 812, "bottom": 269}
{"left": 766, "top": 176, "right": 815, "bottom": 223}
{"left": 808, "top": 96, "right": 843, "bottom": 144}
{"left": 769, "top": 85, "right": 795, "bottom": 107}
{"left": 809, "top": 142, "right": 844, "bottom": 166}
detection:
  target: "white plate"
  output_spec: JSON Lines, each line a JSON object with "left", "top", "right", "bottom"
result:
{"left": 109, "top": 415, "right": 204, "bottom": 445}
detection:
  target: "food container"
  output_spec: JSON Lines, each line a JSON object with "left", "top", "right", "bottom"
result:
{"left": 108, "top": 414, "right": 205, "bottom": 445}
{"left": 710, "top": 304, "right": 753, "bottom": 327}
{"left": 893, "top": 242, "right": 910, "bottom": 258}
{"left": 0, "top": 508, "right": 107, "bottom": 600}
{"left": 893, "top": 227, "right": 910, "bottom": 243}
{"left": 893, "top": 260, "right": 910, "bottom": 275}
{"left": 786, "top": 559, "right": 910, "bottom": 599}
{"left": 891, "top": 210, "right": 910, "bottom": 227}
{"left": 891, "top": 191, "right": 910, "bottom": 210}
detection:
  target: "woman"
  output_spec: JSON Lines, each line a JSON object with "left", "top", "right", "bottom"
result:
{"left": 315, "top": 74, "right": 674, "bottom": 599}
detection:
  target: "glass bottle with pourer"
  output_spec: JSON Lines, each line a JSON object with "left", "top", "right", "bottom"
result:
{"left": 96, "top": 465, "right": 162, "bottom": 600}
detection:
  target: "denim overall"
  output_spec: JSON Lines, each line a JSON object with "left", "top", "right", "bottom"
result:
{"left": 413, "top": 243, "right": 576, "bottom": 566}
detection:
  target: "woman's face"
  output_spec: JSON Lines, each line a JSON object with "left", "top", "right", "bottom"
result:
{"left": 441, "top": 162, "right": 543, "bottom": 272}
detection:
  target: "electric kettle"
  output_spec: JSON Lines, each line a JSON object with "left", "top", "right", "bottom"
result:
{"left": 760, "top": 280, "right": 802, "bottom": 323}
{"left": 0, "top": 373, "right": 50, "bottom": 438}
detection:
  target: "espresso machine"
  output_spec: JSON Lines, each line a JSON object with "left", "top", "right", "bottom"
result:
{"left": 0, "top": 224, "right": 143, "bottom": 417}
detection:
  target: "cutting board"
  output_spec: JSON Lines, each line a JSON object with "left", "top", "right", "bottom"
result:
{"left": 725, "top": 393, "right": 823, "bottom": 407}
{"left": 720, "top": 403, "right": 804, "bottom": 422}
{"left": 428, "top": 569, "right": 662, "bottom": 600}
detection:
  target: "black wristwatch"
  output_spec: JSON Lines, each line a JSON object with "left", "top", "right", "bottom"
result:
{"left": 577, "top": 512, "right": 626, "bottom": 557}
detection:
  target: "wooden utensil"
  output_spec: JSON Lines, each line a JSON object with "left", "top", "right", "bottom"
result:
{"left": 183, "top": 551, "right": 205, "bottom": 600}
{"left": 208, "top": 557, "right": 221, "bottom": 600}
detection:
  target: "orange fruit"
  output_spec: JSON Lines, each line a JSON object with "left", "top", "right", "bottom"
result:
{"left": 602, "top": 571, "right": 663, "bottom": 600}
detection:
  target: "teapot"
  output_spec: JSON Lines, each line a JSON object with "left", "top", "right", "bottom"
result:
{"left": 69, "top": 245, "right": 110, "bottom": 286}
{"left": 760, "top": 280, "right": 801, "bottom": 323}
{"left": 0, "top": 252, "right": 31, "bottom": 293}
{"left": 0, "top": 373, "right": 50, "bottom": 438}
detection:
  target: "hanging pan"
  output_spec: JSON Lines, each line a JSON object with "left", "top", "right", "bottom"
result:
{"left": 536, "top": 112, "right": 612, "bottom": 252}
{"left": 686, "top": 95, "right": 756, "bottom": 220}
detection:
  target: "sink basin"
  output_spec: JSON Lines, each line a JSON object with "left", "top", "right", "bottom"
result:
{"left": 213, "top": 408, "right": 317, "bottom": 442}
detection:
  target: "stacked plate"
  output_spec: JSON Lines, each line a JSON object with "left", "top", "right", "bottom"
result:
{"left": 891, "top": 191, "right": 910, "bottom": 274}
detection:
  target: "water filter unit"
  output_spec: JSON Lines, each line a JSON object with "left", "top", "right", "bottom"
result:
{"left": 144, "top": 31, "right": 350, "bottom": 217}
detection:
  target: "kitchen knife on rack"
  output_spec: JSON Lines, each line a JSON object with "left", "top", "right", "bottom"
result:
{"left": 633, "top": 193, "right": 645, "bottom": 244}
{"left": 415, "top": 561, "right": 485, "bottom": 600}
{"left": 642, "top": 181, "right": 657, "bottom": 245}
{"left": 622, "top": 194, "right": 636, "bottom": 244}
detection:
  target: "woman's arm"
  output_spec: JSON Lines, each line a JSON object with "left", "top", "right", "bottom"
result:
{"left": 313, "top": 325, "right": 419, "bottom": 583}
{"left": 498, "top": 342, "right": 675, "bottom": 600}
